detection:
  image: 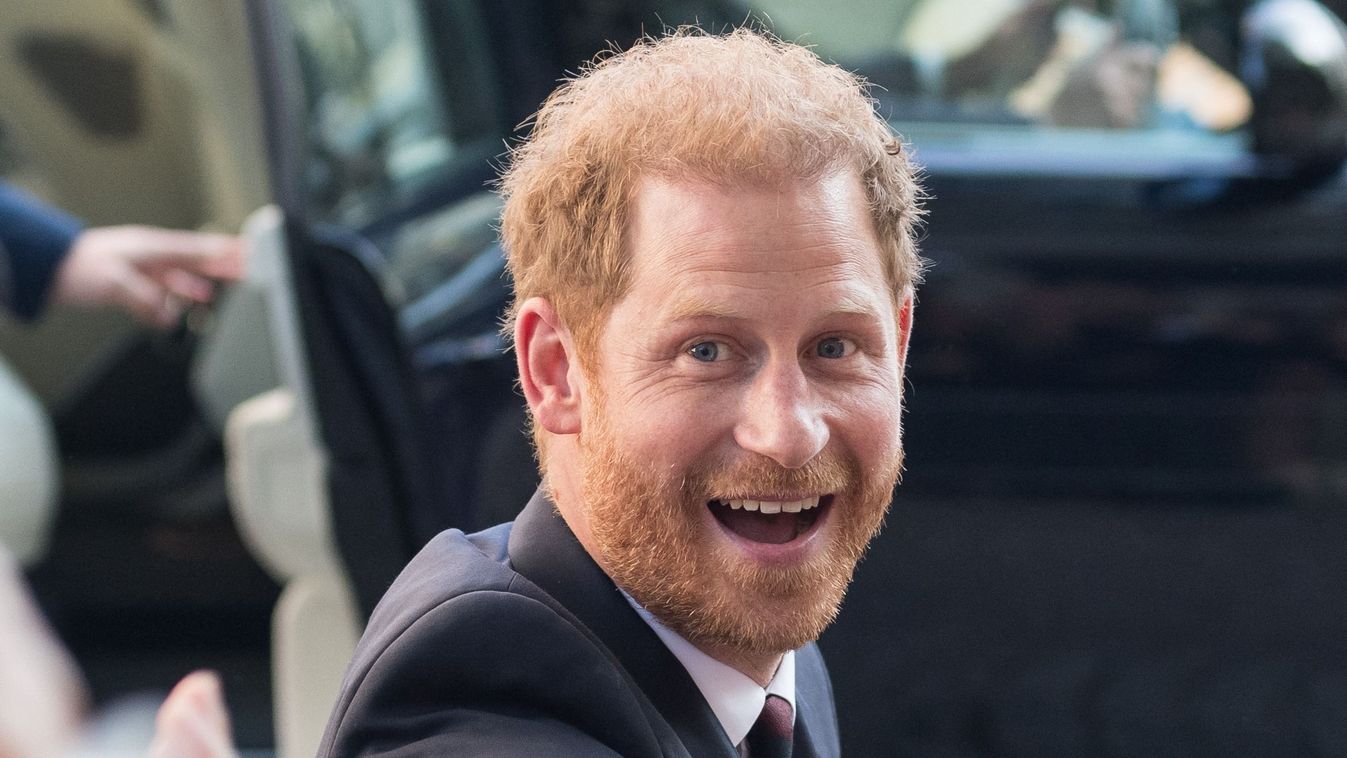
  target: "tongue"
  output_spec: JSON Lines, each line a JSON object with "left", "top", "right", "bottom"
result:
{"left": 717, "top": 508, "right": 799, "bottom": 545}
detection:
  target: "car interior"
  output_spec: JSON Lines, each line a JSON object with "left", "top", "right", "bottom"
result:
{"left": 0, "top": 0, "right": 280, "bottom": 745}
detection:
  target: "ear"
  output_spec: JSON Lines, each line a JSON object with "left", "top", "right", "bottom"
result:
{"left": 515, "top": 297, "right": 583, "bottom": 435}
{"left": 895, "top": 293, "right": 915, "bottom": 368}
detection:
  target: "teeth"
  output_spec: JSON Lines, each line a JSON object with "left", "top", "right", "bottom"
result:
{"left": 721, "top": 497, "right": 821, "bottom": 513}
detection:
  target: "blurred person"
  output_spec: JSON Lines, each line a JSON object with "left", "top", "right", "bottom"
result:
{"left": 0, "top": 183, "right": 243, "bottom": 327}
{"left": 0, "top": 546, "right": 238, "bottom": 757}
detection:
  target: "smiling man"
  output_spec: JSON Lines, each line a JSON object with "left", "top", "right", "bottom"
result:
{"left": 321, "top": 28, "right": 923, "bottom": 757}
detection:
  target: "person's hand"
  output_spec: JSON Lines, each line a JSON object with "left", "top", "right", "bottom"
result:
{"left": 149, "top": 670, "right": 239, "bottom": 758}
{"left": 0, "top": 548, "right": 87, "bottom": 758}
{"left": 51, "top": 226, "right": 245, "bottom": 328}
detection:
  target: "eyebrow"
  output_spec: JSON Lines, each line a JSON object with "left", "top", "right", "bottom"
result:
{"left": 664, "top": 291, "right": 881, "bottom": 323}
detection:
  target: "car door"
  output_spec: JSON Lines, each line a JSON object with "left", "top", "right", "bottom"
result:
{"left": 205, "top": 1, "right": 537, "bottom": 752}
{"left": 229, "top": 0, "right": 522, "bottom": 615}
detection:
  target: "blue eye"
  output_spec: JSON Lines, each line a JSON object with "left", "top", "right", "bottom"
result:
{"left": 689, "top": 341, "right": 721, "bottom": 362}
{"left": 817, "top": 337, "right": 849, "bottom": 359}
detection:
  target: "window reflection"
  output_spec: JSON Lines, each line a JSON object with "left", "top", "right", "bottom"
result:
{"left": 746, "top": 0, "right": 1253, "bottom": 132}
{"left": 284, "top": 0, "right": 455, "bottom": 226}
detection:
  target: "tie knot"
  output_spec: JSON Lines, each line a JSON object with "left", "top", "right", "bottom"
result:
{"left": 746, "top": 694, "right": 793, "bottom": 758}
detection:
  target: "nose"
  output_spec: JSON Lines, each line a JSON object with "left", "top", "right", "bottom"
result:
{"left": 733, "top": 358, "right": 829, "bottom": 469}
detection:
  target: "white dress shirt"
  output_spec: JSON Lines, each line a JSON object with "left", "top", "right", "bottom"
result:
{"left": 625, "top": 594, "right": 796, "bottom": 751}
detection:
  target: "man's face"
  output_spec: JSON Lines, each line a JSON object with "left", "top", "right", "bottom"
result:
{"left": 572, "top": 170, "right": 912, "bottom": 656}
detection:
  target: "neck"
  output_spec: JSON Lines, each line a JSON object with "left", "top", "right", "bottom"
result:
{"left": 695, "top": 639, "right": 783, "bottom": 688}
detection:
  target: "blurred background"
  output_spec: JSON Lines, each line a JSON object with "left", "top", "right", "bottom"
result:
{"left": 1, "top": 0, "right": 1345, "bottom": 755}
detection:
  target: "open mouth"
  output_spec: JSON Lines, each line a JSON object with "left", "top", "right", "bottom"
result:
{"left": 707, "top": 495, "right": 834, "bottom": 545}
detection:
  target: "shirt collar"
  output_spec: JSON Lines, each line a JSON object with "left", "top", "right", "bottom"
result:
{"left": 624, "top": 593, "right": 796, "bottom": 747}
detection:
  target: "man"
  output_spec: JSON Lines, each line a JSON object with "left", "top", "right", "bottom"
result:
{"left": 0, "top": 183, "right": 242, "bottom": 325}
{"left": 321, "top": 28, "right": 923, "bottom": 756}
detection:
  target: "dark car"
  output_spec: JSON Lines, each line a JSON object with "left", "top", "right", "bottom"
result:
{"left": 4, "top": 0, "right": 1346, "bottom": 755}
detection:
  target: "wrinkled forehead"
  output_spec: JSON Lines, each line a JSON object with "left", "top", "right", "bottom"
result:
{"left": 624, "top": 170, "right": 885, "bottom": 280}
{"left": 612, "top": 171, "right": 895, "bottom": 325}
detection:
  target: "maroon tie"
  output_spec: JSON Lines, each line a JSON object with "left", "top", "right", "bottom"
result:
{"left": 745, "top": 694, "right": 793, "bottom": 758}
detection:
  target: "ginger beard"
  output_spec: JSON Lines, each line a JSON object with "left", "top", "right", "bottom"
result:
{"left": 575, "top": 396, "right": 904, "bottom": 656}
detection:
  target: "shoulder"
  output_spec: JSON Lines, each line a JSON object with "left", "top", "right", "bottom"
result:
{"left": 320, "top": 527, "right": 664, "bottom": 757}
{"left": 355, "top": 524, "right": 518, "bottom": 649}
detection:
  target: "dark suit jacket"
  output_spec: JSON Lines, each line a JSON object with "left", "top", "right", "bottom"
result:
{"left": 319, "top": 489, "right": 842, "bottom": 757}
{"left": 0, "top": 184, "right": 82, "bottom": 321}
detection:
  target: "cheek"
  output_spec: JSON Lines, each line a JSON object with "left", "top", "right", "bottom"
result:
{"left": 828, "top": 380, "right": 906, "bottom": 456}
{"left": 605, "top": 384, "right": 741, "bottom": 464}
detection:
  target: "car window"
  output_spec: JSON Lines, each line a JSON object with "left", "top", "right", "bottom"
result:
{"left": 648, "top": 0, "right": 1256, "bottom": 177}
{"left": 281, "top": 0, "right": 500, "bottom": 228}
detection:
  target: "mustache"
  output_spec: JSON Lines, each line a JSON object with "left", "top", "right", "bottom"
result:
{"left": 683, "top": 451, "right": 855, "bottom": 501}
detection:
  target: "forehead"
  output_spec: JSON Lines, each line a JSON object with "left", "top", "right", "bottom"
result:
{"left": 623, "top": 172, "right": 889, "bottom": 311}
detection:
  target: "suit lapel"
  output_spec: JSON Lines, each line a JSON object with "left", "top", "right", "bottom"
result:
{"left": 793, "top": 691, "right": 822, "bottom": 758}
{"left": 791, "top": 644, "right": 841, "bottom": 758}
{"left": 507, "top": 490, "right": 738, "bottom": 757}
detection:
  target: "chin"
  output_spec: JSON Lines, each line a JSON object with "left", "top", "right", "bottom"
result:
{"left": 636, "top": 537, "right": 863, "bottom": 656}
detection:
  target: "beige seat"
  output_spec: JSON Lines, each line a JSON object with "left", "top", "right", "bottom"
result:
{"left": 210, "top": 205, "right": 361, "bottom": 758}
{"left": 0, "top": 356, "right": 58, "bottom": 567}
